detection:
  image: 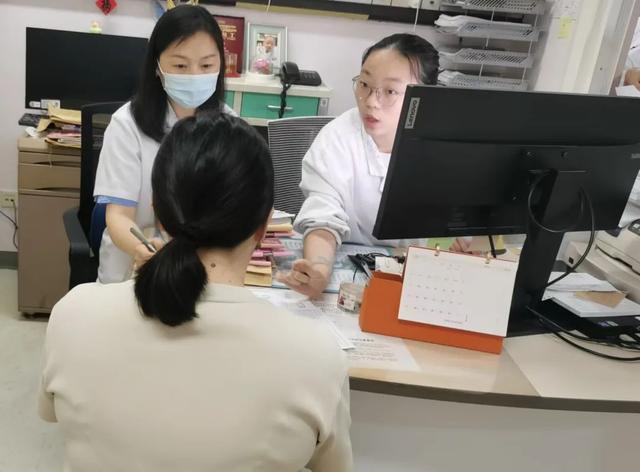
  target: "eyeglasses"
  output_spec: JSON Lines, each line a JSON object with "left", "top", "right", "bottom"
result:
{"left": 352, "top": 75, "right": 405, "bottom": 108}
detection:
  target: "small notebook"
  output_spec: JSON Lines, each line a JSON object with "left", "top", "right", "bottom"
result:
{"left": 398, "top": 246, "right": 518, "bottom": 337}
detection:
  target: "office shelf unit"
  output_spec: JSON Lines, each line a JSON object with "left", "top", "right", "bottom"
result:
{"left": 437, "top": 0, "right": 548, "bottom": 91}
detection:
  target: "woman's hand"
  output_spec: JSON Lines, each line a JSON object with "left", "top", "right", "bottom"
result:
{"left": 276, "top": 258, "right": 332, "bottom": 299}
{"left": 132, "top": 238, "right": 164, "bottom": 271}
{"left": 450, "top": 237, "right": 472, "bottom": 254}
{"left": 625, "top": 68, "right": 640, "bottom": 90}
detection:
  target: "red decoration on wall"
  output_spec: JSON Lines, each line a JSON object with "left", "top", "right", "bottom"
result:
{"left": 96, "top": 0, "right": 118, "bottom": 15}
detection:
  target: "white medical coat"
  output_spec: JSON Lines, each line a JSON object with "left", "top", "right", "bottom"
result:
{"left": 93, "top": 102, "right": 233, "bottom": 283}
{"left": 294, "top": 107, "right": 422, "bottom": 248}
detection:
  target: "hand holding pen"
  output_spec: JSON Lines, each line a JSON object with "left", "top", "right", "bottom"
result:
{"left": 130, "top": 226, "right": 164, "bottom": 271}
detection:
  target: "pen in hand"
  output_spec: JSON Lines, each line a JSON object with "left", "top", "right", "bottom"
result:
{"left": 130, "top": 226, "right": 157, "bottom": 254}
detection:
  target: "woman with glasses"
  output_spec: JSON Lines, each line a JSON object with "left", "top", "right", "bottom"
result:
{"left": 279, "top": 33, "right": 439, "bottom": 298}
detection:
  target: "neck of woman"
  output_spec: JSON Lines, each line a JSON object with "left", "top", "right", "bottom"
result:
{"left": 372, "top": 134, "right": 394, "bottom": 154}
{"left": 197, "top": 244, "right": 254, "bottom": 288}
{"left": 169, "top": 100, "right": 196, "bottom": 120}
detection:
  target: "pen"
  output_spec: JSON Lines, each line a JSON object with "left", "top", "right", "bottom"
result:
{"left": 130, "top": 226, "right": 157, "bottom": 253}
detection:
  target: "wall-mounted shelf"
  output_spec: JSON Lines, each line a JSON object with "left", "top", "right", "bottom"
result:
{"left": 440, "top": 48, "right": 533, "bottom": 68}
{"left": 438, "top": 70, "right": 528, "bottom": 90}
{"left": 441, "top": 0, "right": 546, "bottom": 15}
{"left": 437, "top": 19, "right": 540, "bottom": 41}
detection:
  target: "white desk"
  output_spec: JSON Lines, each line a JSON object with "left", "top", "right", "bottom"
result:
{"left": 294, "top": 292, "right": 640, "bottom": 413}
{"left": 289, "top": 291, "right": 640, "bottom": 472}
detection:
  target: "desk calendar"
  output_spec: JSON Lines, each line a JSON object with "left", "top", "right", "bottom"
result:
{"left": 398, "top": 246, "right": 518, "bottom": 337}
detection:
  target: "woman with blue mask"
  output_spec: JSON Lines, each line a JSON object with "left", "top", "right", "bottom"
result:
{"left": 93, "top": 4, "right": 233, "bottom": 283}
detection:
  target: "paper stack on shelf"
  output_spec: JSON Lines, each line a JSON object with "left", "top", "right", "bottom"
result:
{"left": 435, "top": 14, "right": 538, "bottom": 41}
{"left": 438, "top": 70, "right": 528, "bottom": 91}
{"left": 439, "top": 48, "right": 533, "bottom": 69}
{"left": 40, "top": 105, "right": 82, "bottom": 149}
{"left": 440, "top": 0, "right": 547, "bottom": 15}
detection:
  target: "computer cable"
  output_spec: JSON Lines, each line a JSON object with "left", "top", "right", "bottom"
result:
{"left": 527, "top": 306, "right": 640, "bottom": 361}
{"left": 525, "top": 174, "right": 596, "bottom": 289}
{"left": 529, "top": 307, "right": 640, "bottom": 350}
{"left": 0, "top": 201, "right": 18, "bottom": 250}
{"left": 488, "top": 234, "right": 497, "bottom": 259}
{"left": 545, "top": 189, "right": 595, "bottom": 289}
{"left": 527, "top": 172, "right": 585, "bottom": 234}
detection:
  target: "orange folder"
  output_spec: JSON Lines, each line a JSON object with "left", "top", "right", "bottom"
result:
{"left": 359, "top": 272, "right": 504, "bottom": 354}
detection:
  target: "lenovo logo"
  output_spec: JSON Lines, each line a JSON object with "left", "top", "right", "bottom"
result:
{"left": 404, "top": 97, "right": 420, "bottom": 129}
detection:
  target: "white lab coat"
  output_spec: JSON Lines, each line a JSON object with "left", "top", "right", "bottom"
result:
{"left": 93, "top": 102, "right": 233, "bottom": 283}
{"left": 294, "top": 107, "right": 422, "bottom": 247}
{"left": 627, "top": 20, "right": 640, "bottom": 69}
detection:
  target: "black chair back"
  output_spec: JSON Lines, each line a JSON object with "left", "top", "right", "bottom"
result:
{"left": 78, "top": 102, "right": 124, "bottom": 237}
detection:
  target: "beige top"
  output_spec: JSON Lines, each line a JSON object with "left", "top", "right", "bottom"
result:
{"left": 39, "top": 281, "right": 352, "bottom": 472}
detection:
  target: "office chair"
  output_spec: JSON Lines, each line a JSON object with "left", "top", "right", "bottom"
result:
{"left": 63, "top": 102, "right": 124, "bottom": 288}
{"left": 267, "top": 116, "right": 334, "bottom": 215}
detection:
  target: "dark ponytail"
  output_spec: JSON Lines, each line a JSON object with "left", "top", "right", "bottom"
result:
{"left": 362, "top": 33, "right": 439, "bottom": 85}
{"left": 134, "top": 112, "right": 274, "bottom": 326}
{"left": 134, "top": 238, "right": 206, "bottom": 327}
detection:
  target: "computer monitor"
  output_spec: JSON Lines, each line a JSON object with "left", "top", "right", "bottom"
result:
{"left": 374, "top": 85, "right": 640, "bottom": 336}
{"left": 25, "top": 28, "right": 148, "bottom": 110}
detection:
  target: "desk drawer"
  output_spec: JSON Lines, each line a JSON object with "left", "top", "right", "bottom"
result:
{"left": 18, "top": 191, "right": 79, "bottom": 313}
{"left": 19, "top": 151, "right": 80, "bottom": 166}
{"left": 224, "top": 91, "right": 235, "bottom": 108}
{"left": 241, "top": 93, "right": 319, "bottom": 119}
{"left": 18, "top": 162, "right": 80, "bottom": 192}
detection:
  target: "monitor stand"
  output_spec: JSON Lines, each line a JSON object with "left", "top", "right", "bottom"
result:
{"left": 507, "top": 167, "right": 587, "bottom": 337}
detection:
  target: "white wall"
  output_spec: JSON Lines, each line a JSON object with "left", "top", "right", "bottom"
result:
{"left": 0, "top": 0, "right": 450, "bottom": 252}
{"left": 533, "top": 0, "right": 639, "bottom": 94}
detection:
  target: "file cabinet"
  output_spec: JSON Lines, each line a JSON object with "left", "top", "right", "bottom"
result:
{"left": 17, "top": 137, "right": 80, "bottom": 314}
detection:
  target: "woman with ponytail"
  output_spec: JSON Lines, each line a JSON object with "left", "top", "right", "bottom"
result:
{"left": 39, "top": 113, "right": 353, "bottom": 471}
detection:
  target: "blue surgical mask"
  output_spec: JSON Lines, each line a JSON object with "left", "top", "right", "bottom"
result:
{"left": 158, "top": 63, "right": 218, "bottom": 109}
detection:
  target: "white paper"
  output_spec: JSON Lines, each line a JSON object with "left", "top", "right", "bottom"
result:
{"left": 375, "top": 256, "right": 404, "bottom": 276}
{"left": 252, "top": 289, "right": 419, "bottom": 371}
{"left": 398, "top": 247, "right": 517, "bottom": 337}
{"left": 615, "top": 85, "right": 640, "bottom": 97}
{"left": 249, "top": 288, "right": 355, "bottom": 350}
{"left": 311, "top": 299, "right": 419, "bottom": 372}
{"left": 549, "top": 292, "right": 640, "bottom": 318}
{"left": 272, "top": 209, "right": 295, "bottom": 219}
{"left": 546, "top": 272, "right": 617, "bottom": 293}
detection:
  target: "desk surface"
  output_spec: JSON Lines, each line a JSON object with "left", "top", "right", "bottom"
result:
{"left": 313, "top": 294, "right": 640, "bottom": 414}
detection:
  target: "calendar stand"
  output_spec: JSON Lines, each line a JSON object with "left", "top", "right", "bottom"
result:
{"left": 359, "top": 271, "right": 504, "bottom": 354}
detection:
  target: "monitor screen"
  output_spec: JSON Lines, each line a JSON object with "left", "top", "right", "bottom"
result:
{"left": 374, "top": 86, "right": 640, "bottom": 241}
{"left": 373, "top": 86, "right": 640, "bottom": 335}
{"left": 25, "top": 27, "right": 148, "bottom": 110}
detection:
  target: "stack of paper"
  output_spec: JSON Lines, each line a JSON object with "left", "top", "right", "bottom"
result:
{"left": 48, "top": 106, "right": 81, "bottom": 126}
{"left": 544, "top": 272, "right": 640, "bottom": 318}
{"left": 40, "top": 105, "right": 82, "bottom": 149}
{"left": 244, "top": 210, "right": 296, "bottom": 287}
{"left": 435, "top": 14, "right": 492, "bottom": 30}
{"left": 545, "top": 272, "right": 617, "bottom": 293}
{"left": 435, "top": 14, "right": 532, "bottom": 33}
{"left": 44, "top": 131, "right": 81, "bottom": 148}
{"left": 267, "top": 210, "right": 294, "bottom": 234}
{"left": 245, "top": 255, "right": 273, "bottom": 287}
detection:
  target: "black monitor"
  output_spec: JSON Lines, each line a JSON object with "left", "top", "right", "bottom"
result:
{"left": 25, "top": 28, "right": 148, "bottom": 110}
{"left": 374, "top": 85, "right": 640, "bottom": 336}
